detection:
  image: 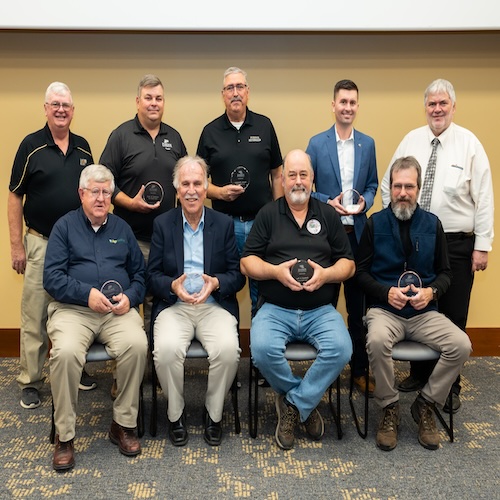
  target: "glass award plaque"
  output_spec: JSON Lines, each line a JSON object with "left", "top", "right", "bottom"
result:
{"left": 185, "top": 273, "right": 205, "bottom": 294}
{"left": 143, "top": 181, "right": 164, "bottom": 205}
{"left": 230, "top": 166, "right": 250, "bottom": 190}
{"left": 340, "top": 189, "right": 361, "bottom": 214}
{"left": 397, "top": 271, "right": 422, "bottom": 297}
{"left": 291, "top": 259, "right": 313, "bottom": 284}
{"left": 100, "top": 280, "right": 123, "bottom": 304}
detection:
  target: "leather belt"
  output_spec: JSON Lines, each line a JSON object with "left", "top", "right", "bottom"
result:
{"left": 27, "top": 227, "right": 48, "bottom": 240}
{"left": 344, "top": 225, "right": 355, "bottom": 234}
{"left": 446, "top": 232, "right": 474, "bottom": 240}
{"left": 233, "top": 215, "right": 255, "bottom": 222}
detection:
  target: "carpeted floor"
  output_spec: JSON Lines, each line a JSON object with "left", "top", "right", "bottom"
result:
{"left": 0, "top": 356, "right": 498, "bottom": 499}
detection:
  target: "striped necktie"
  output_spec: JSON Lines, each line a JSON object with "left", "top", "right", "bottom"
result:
{"left": 419, "top": 137, "right": 440, "bottom": 211}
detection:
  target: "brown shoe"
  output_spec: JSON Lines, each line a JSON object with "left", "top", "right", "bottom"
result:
{"left": 411, "top": 395, "right": 440, "bottom": 450}
{"left": 275, "top": 395, "right": 299, "bottom": 450}
{"left": 53, "top": 436, "right": 75, "bottom": 471}
{"left": 303, "top": 407, "right": 324, "bottom": 441}
{"left": 353, "top": 376, "right": 375, "bottom": 397}
{"left": 109, "top": 420, "right": 141, "bottom": 456}
{"left": 376, "top": 402, "right": 400, "bottom": 451}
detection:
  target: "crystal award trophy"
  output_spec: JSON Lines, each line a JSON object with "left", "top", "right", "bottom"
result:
{"left": 340, "top": 189, "right": 361, "bottom": 214}
{"left": 143, "top": 181, "right": 164, "bottom": 205}
{"left": 397, "top": 271, "right": 422, "bottom": 297}
{"left": 291, "top": 259, "right": 313, "bottom": 284}
{"left": 230, "top": 166, "right": 250, "bottom": 190}
{"left": 185, "top": 273, "right": 205, "bottom": 295}
{"left": 100, "top": 280, "right": 123, "bottom": 304}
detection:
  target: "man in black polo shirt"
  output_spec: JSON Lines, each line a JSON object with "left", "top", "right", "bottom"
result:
{"left": 241, "top": 149, "right": 354, "bottom": 450}
{"left": 100, "top": 75, "right": 187, "bottom": 382}
{"left": 8, "top": 82, "right": 94, "bottom": 409}
{"left": 197, "top": 66, "right": 283, "bottom": 315}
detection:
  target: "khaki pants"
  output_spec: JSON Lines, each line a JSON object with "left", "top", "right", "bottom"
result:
{"left": 47, "top": 302, "right": 148, "bottom": 441}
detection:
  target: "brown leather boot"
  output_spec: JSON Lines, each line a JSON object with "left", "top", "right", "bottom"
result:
{"left": 109, "top": 420, "right": 141, "bottom": 456}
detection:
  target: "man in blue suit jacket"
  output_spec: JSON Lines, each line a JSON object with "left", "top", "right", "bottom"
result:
{"left": 306, "top": 79, "right": 378, "bottom": 393}
{"left": 147, "top": 155, "right": 245, "bottom": 447}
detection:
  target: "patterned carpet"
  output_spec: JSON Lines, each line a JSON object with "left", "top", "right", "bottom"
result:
{"left": 0, "top": 356, "right": 498, "bottom": 499}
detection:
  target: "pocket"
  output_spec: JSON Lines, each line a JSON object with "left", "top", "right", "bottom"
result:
{"left": 442, "top": 164, "right": 464, "bottom": 197}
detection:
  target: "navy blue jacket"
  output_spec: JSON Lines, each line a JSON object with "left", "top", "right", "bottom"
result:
{"left": 44, "top": 206, "right": 146, "bottom": 308}
{"left": 147, "top": 206, "right": 245, "bottom": 321}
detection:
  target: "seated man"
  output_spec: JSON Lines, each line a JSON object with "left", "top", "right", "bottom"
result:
{"left": 147, "top": 155, "right": 244, "bottom": 447}
{"left": 240, "top": 149, "right": 354, "bottom": 450}
{"left": 44, "top": 164, "right": 148, "bottom": 471}
{"left": 356, "top": 156, "right": 472, "bottom": 451}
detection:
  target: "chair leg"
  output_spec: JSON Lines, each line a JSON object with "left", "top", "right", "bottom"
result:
{"left": 137, "top": 383, "right": 144, "bottom": 437}
{"left": 50, "top": 399, "right": 56, "bottom": 444}
{"left": 231, "top": 374, "right": 241, "bottom": 434}
{"left": 434, "top": 390, "right": 454, "bottom": 442}
{"left": 328, "top": 377, "right": 343, "bottom": 440}
{"left": 149, "top": 362, "right": 158, "bottom": 437}
{"left": 349, "top": 367, "right": 369, "bottom": 439}
{"left": 248, "top": 359, "right": 259, "bottom": 438}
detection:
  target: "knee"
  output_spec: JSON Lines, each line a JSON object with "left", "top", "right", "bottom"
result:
{"left": 366, "top": 330, "right": 389, "bottom": 358}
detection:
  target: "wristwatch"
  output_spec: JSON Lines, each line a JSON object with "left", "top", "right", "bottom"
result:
{"left": 431, "top": 287, "right": 438, "bottom": 301}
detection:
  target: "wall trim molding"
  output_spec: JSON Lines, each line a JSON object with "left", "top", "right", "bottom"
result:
{"left": 1, "top": 327, "right": 498, "bottom": 358}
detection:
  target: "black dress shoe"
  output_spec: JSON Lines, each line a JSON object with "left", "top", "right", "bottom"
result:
{"left": 169, "top": 413, "right": 188, "bottom": 446}
{"left": 202, "top": 407, "right": 222, "bottom": 446}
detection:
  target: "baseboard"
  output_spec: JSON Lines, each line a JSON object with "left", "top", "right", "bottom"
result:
{"left": 0, "top": 327, "right": 498, "bottom": 358}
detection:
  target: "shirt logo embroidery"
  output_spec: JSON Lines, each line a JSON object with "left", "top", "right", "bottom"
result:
{"left": 80, "top": 159, "right": 88, "bottom": 166}
{"left": 162, "top": 139, "right": 173, "bottom": 151}
{"left": 306, "top": 219, "right": 321, "bottom": 235}
{"left": 248, "top": 136, "right": 261, "bottom": 143}
{"left": 109, "top": 238, "right": 126, "bottom": 244}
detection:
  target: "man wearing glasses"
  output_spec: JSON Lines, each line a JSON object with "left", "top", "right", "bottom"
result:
{"left": 44, "top": 164, "right": 147, "bottom": 471}
{"left": 197, "top": 67, "right": 283, "bottom": 316}
{"left": 8, "top": 82, "right": 94, "bottom": 410}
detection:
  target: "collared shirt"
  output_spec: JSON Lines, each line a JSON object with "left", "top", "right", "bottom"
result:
{"left": 335, "top": 127, "right": 355, "bottom": 226}
{"left": 181, "top": 208, "right": 214, "bottom": 303}
{"left": 381, "top": 123, "right": 494, "bottom": 251}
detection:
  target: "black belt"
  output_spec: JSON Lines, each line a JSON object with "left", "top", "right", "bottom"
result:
{"left": 27, "top": 228, "right": 49, "bottom": 240}
{"left": 446, "top": 232, "right": 474, "bottom": 241}
{"left": 233, "top": 215, "right": 255, "bottom": 222}
{"left": 344, "top": 225, "right": 355, "bottom": 234}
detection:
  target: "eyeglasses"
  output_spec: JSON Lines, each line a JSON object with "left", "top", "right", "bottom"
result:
{"left": 84, "top": 188, "right": 112, "bottom": 198}
{"left": 46, "top": 101, "right": 73, "bottom": 111}
{"left": 392, "top": 184, "right": 417, "bottom": 192}
{"left": 222, "top": 84, "right": 248, "bottom": 93}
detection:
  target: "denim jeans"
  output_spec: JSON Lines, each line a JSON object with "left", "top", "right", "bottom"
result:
{"left": 232, "top": 217, "right": 258, "bottom": 315}
{"left": 250, "top": 302, "right": 352, "bottom": 421}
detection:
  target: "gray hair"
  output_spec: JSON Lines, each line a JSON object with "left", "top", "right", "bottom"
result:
{"left": 389, "top": 156, "right": 422, "bottom": 190}
{"left": 173, "top": 156, "right": 209, "bottom": 190}
{"left": 137, "top": 74, "right": 163, "bottom": 97}
{"left": 79, "top": 164, "right": 115, "bottom": 191}
{"left": 45, "top": 82, "right": 73, "bottom": 104}
{"left": 282, "top": 149, "right": 314, "bottom": 177}
{"left": 424, "top": 79, "right": 456, "bottom": 107}
{"left": 223, "top": 67, "right": 248, "bottom": 86}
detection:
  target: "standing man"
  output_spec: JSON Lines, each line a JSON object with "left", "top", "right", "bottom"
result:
{"left": 197, "top": 66, "right": 283, "bottom": 315}
{"left": 381, "top": 79, "right": 494, "bottom": 412}
{"left": 8, "top": 82, "right": 95, "bottom": 410}
{"left": 241, "top": 149, "right": 354, "bottom": 450}
{"left": 44, "top": 164, "right": 148, "bottom": 471}
{"left": 357, "top": 156, "right": 471, "bottom": 451}
{"left": 306, "top": 79, "right": 378, "bottom": 394}
{"left": 147, "top": 156, "right": 244, "bottom": 447}
{"left": 100, "top": 74, "right": 187, "bottom": 337}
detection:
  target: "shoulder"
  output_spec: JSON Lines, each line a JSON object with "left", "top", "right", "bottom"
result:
{"left": 108, "top": 119, "right": 136, "bottom": 137}
{"left": 450, "top": 123, "right": 481, "bottom": 142}
{"left": 201, "top": 113, "right": 226, "bottom": 131}
{"left": 308, "top": 126, "right": 334, "bottom": 144}
{"left": 160, "top": 122, "right": 183, "bottom": 138}
{"left": 353, "top": 129, "right": 375, "bottom": 145}
{"left": 206, "top": 207, "right": 233, "bottom": 228}
{"left": 247, "top": 109, "right": 274, "bottom": 126}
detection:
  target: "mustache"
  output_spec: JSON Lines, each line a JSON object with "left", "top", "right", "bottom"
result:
{"left": 231, "top": 96, "right": 243, "bottom": 103}
{"left": 291, "top": 186, "right": 307, "bottom": 192}
{"left": 184, "top": 194, "right": 199, "bottom": 200}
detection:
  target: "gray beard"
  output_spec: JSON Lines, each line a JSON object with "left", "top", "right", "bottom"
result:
{"left": 391, "top": 201, "right": 417, "bottom": 221}
{"left": 288, "top": 189, "right": 309, "bottom": 204}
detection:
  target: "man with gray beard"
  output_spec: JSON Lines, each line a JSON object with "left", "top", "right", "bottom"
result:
{"left": 356, "top": 156, "right": 471, "bottom": 451}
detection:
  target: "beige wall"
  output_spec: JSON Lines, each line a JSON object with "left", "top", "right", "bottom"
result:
{"left": 1, "top": 31, "right": 498, "bottom": 329}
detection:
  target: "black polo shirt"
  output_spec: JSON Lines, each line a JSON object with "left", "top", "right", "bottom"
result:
{"left": 196, "top": 109, "right": 282, "bottom": 218}
{"left": 9, "top": 123, "right": 93, "bottom": 237}
{"left": 100, "top": 115, "right": 187, "bottom": 241}
{"left": 242, "top": 197, "right": 354, "bottom": 310}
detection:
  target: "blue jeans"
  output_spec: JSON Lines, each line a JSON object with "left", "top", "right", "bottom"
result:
{"left": 250, "top": 303, "right": 352, "bottom": 421}
{"left": 233, "top": 217, "right": 258, "bottom": 316}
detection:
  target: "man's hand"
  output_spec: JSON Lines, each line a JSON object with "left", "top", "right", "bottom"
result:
{"left": 408, "top": 286, "right": 433, "bottom": 311}
{"left": 387, "top": 286, "right": 410, "bottom": 310}
{"left": 472, "top": 250, "right": 488, "bottom": 272}
{"left": 301, "top": 260, "right": 328, "bottom": 292}
{"left": 110, "top": 293, "right": 131, "bottom": 316}
{"left": 11, "top": 243, "right": 26, "bottom": 274}
{"left": 275, "top": 258, "right": 304, "bottom": 292}
{"left": 328, "top": 193, "right": 366, "bottom": 215}
{"left": 88, "top": 288, "right": 115, "bottom": 314}
{"left": 171, "top": 273, "right": 220, "bottom": 305}
{"left": 117, "top": 185, "right": 160, "bottom": 214}
{"left": 218, "top": 184, "right": 245, "bottom": 202}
